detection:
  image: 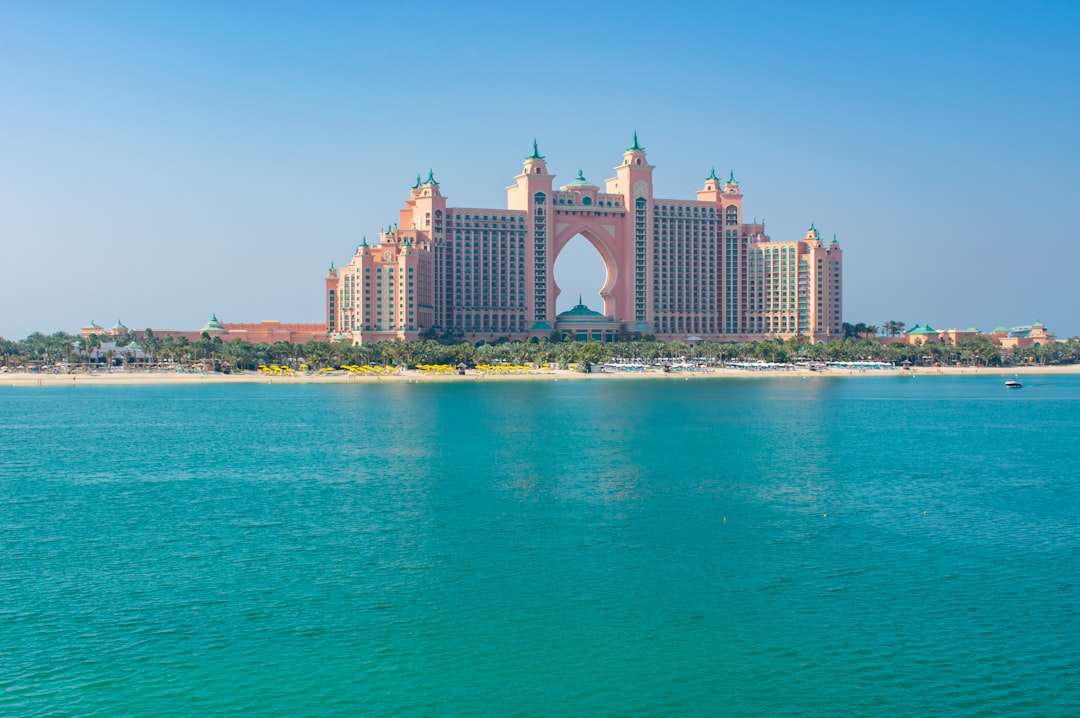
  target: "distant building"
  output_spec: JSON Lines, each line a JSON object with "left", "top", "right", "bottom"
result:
{"left": 326, "top": 137, "right": 844, "bottom": 344}
{"left": 989, "top": 323, "right": 1054, "bottom": 349}
{"left": 81, "top": 320, "right": 127, "bottom": 337}
{"left": 899, "top": 324, "right": 980, "bottom": 345}
{"left": 939, "top": 327, "right": 982, "bottom": 345}
{"left": 88, "top": 341, "right": 147, "bottom": 364}
{"left": 80, "top": 315, "right": 327, "bottom": 344}
{"left": 899, "top": 322, "right": 1055, "bottom": 347}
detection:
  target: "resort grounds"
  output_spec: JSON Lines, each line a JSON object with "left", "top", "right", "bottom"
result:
{"left": 6, "top": 362, "right": 1080, "bottom": 387}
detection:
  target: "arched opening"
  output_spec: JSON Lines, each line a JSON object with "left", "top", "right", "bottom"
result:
{"left": 553, "top": 234, "right": 607, "bottom": 315}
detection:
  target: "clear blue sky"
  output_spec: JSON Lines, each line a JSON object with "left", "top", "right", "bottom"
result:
{"left": 2, "top": 1, "right": 1078, "bottom": 339}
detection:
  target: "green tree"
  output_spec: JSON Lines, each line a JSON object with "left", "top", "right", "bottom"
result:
{"left": 883, "top": 320, "right": 906, "bottom": 337}
{"left": 957, "top": 335, "right": 1000, "bottom": 366}
{"left": 0, "top": 337, "right": 17, "bottom": 368}
{"left": 141, "top": 329, "right": 160, "bottom": 367}
{"left": 83, "top": 333, "right": 103, "bottom": 368}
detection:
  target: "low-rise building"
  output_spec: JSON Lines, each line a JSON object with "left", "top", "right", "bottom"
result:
{"left": 989, "top": 323, "right": 1054, "bottom": 348}
{"left": 79, "top": 315, "right": 328, "bottom": 344}
{"left": 899, "top": 322, "right": 1055, "bottom": 347}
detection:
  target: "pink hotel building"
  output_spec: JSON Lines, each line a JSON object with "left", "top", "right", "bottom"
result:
{"left": 326, "top": 136, "right": 843, "bottom": 343}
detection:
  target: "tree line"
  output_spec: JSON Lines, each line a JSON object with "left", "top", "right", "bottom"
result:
{"left": 3, "top": 327, "right": 1080, "bottom": 371}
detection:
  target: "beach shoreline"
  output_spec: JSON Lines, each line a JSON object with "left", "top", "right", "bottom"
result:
{"left": 4, "top": 363, "right": 1079, "bottom": 387}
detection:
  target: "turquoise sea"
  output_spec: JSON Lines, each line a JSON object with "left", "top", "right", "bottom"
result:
{"left": 2, "top": 375, "right": 1078, "bottom": 716}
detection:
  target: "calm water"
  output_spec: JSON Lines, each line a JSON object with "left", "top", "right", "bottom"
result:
{"left": 2, "top": 376, "right": 1078, "bottom": 716}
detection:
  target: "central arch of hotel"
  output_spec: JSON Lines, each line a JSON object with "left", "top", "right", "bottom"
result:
{"left": 507, "top": 139, "right": 655, "bottom": 337}
{"left": 550, "top": 222, "right": 625, "bottom": 320}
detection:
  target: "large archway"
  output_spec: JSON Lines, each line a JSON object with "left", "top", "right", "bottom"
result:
{"left": 553, "top": 234, "right": 608, "bottom": 314}
{"left": 549, "top": 222, "right": 626, "bottom": 323}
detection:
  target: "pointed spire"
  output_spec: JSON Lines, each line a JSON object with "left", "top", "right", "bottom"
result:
{"left": 809, "top": 222, "right": 816, "bottom": 231}
{"left": 329, "top": 260, "right": 335, "bottom": 271}
{"left": 526, "top": 138, "right": 544, "bottom": 160}
{"left": 579, "top": 293, "right": 583, "bottom": 306}
{"left": 425, "top": 169, "right": 437, "bottom": 185}
{"left": 728, "top": 170, "right": 737, "bottom": 184}
{"left": 360, "top": 235, "right": 367, "bottom": 247}
{"left": 627, "top": 131, "right": 644, "bottom": 151}
{"left": 413, "top": 174, "right": 422, "bottom": 189}
{"left": 706, "top": 167, "right": 719, "bottom": 181}
{"left": 576, "top": 169, "right": 586, "bottom": 181}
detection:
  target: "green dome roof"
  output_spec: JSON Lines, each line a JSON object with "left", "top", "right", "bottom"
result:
{"left": 561, "top": 302, "right": 604, "bottom": 317}
{"left": 201, "top": 314, "right": 226, "bottom": 333}
{"left": 907, "top": 324, "right": 937, "bottom": 334}
{"left": 557, "top": 300, "right": 606, "bottom": 319}
{"left": 564, "top": 170, "right": 595, "bottom": 188}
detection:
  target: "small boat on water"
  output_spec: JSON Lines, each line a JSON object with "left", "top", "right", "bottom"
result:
{"left": 1005, "top": 379, "right": 1022, "bottom": 389}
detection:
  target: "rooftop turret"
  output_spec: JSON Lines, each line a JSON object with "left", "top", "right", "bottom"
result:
{"left": 201, "top": 314, "right": 226, "bottom": 333}
{"left": 565, "top": 169, "right": 596, "bottom": 188}
{"left": 724, "top": 169, "right": 740, "bottom": 194}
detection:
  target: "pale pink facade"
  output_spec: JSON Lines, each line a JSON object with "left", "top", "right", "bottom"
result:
{"left": 81, "top": 318, "right": 327, "bottom": 344}
{"left": 327, "top": 138, "right": 844, "bottom": 343}
{"left": 885, "top": 323, "right": 1056, "bottom": 348}
{"left": 990, "top": 323, "right": 1054, "bottom": 348}
{"left": 212, "top": 321, "right": 327, "bottom": 344}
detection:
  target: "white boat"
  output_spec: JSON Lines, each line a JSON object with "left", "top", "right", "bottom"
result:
{"left": 1005, "top": 379, "right": 1022, "bottom": 389}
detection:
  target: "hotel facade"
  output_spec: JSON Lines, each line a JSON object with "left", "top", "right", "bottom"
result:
{"left": 326, "top": 137, "right": 843, "bottom": 343}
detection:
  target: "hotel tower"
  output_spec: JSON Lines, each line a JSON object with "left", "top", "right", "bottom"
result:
{"left": 326, "top": 136, "right": 843, "bottom": 343}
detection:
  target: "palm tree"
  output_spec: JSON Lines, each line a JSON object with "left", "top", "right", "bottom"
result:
{"left": 883, "top": 320, "right": 906, "bottom": 337}
{"left": 0, "top": 337, "right": 18, "bottom": 369}
{"left": 83, "top": 333, "right": 103, "bottom": 369}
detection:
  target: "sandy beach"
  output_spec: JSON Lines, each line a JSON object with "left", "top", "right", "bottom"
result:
{"left": 4, "top": 363, "right": 1079, "bottom": 387}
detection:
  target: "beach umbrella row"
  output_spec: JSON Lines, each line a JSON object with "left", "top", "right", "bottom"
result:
{"left": 474, "top": 364, "right": 532, "bottom": 375}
